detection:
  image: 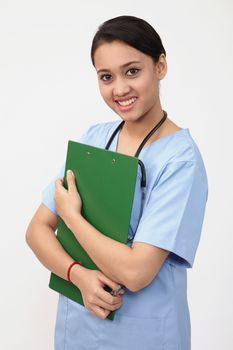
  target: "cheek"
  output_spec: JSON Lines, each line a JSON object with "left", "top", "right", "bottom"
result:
{"left": 141, "top": 76, "right": 158, "bottom": 101}
{"left": 133, "top": 73, "right": 155, "bottom": 95}
{"left": 142, "top": 74, "right": 157, "bottom": 91}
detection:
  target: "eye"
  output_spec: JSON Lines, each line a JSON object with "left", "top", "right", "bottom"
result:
{"left": 100, "top": 74, "right": 112, "bottom": 82}
{"left": 126, "top": 68, "right": 140, "bottom": 76}
{"left": 99, "top": 68, "right": 140, "bottom": 82}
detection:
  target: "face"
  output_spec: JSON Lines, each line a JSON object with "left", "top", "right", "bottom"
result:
{"left": 93, "top": 40, "right": 167, "bottom": 124}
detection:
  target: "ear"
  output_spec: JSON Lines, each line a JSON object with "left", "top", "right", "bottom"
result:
{"left": 154, "top": 54, "right": 167, "bottom": 80}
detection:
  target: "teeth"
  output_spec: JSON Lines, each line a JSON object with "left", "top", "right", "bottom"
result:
{"left": 118, "top": 97, "right": 137, "bottom": 106}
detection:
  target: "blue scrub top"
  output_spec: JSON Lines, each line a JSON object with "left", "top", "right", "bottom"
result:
{"left": 42, "top": 120, "right": 208, "bottom": 350}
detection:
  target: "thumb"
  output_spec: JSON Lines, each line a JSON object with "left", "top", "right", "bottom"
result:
{"left": 66, "top": 170, "right": 77, "bottom": 192}
{"left": 99, "top": 274, "right": 122, "bottom": 293}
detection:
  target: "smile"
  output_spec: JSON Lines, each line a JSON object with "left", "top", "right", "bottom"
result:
{"left": 117, "top": 97, "right": 137, "bottom": 106}
{"left": 115, "top": 97, "right": 137, "bottom": 111}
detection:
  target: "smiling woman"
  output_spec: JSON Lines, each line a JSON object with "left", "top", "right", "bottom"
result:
{"left": 94, "top": 40, "right": 167, "bottom": 127}
{"left": 25, "top": 15, "right": 208, "bottom": 350}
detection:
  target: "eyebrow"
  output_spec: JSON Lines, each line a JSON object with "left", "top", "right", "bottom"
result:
{"left": 97, "top": 61, "right": 141, "bottom": 74}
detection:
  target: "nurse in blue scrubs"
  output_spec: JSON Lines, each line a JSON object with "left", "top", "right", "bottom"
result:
{"left": 26, "top": 15, "right": 208, "bottom": 350}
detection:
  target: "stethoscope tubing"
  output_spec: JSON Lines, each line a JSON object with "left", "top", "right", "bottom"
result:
{"left": 105, "top": 110, "right": 167, "bottom": 189}
{"left": 105, "top": 110, "right": 167, "bottom": 241}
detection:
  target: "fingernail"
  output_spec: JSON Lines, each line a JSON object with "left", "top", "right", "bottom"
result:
{"left": 67, "top": 169, "right": 73, "bottom": 175}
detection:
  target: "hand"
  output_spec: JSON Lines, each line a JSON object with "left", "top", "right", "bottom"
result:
{"left": 54, "top": 170, "right": 82, "bottom": 223}
{"left": 72, "top": 267, "right": 124, "bottom": 320}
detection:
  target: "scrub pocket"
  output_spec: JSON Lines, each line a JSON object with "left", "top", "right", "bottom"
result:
{"left": 55, "top": 295, "right": 165, "bottom": 350}
{"left": 55, "top": 294, "right": 102, "bottom": 350}
{"left": 98, "top": 312, "right": 165, "bottom": 350}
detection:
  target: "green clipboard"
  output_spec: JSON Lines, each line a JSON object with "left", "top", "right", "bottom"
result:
{"left": 49, "top": 140, "right": 139, "bottom": 321}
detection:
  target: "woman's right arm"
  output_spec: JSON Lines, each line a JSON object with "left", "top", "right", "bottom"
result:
{"left": 25, "top": 203, "right": 123, "bottom": 319}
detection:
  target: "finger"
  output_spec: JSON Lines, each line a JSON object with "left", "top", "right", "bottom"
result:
{"left": 98, "top": 288, "right": 122, "bottom": 306}
{"left": 66, "top": 170, "right": 77, "bottom": 192}
{"left": 90, "top": 305, "right": 110, "bottom": 320}
{"left": 54, "top": 177, "right": 64, "bottom": 190}
{"left": 98, "top": 273, "right": 123, "bottom": 294}
{"left": 95, "top": 294, "right": 123, "bottom": 311}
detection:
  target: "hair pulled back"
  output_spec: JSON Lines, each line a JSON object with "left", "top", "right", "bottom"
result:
{"left": 91, "top": 15, "right": 166, "bottom": 67}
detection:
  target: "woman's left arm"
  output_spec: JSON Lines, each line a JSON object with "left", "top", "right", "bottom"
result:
{"left": 54, "top": 170, "right": 169, "bottom": 292}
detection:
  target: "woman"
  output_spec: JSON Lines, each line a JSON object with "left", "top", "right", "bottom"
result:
{"left": 26, "top": 15, "right": 208, "bottom": 350}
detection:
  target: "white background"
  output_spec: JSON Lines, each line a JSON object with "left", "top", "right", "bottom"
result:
{"left": 1, "top": 1, "right": 232, "bottom": 349}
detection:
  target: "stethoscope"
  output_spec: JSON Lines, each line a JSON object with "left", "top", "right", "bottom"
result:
{"left": 105, "top": 109, "right": 167, "bottom": 296}
{"left": 105, "top": 110, "right": 167, "bottom": 234}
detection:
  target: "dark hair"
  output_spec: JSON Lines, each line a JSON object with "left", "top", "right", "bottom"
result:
{"left": 90, "top": 15, "right": 166, "bottom": 67}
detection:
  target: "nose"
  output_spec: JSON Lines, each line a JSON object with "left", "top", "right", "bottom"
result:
{"left": 112, "top": 77, "right": 131, "bottom": 98}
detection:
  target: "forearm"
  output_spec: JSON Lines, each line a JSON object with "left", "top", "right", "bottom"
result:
{"left": 25, "top": 221, "right": 87, "bottom": 286}
{"left": 66, "top": 213, "right": 135, "bottom": 288}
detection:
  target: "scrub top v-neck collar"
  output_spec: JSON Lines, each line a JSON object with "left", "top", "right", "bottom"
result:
{"left": 110, "top": 122, "right": 190, "bottom": 154}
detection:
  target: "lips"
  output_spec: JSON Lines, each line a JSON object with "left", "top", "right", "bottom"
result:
{"left": 115, "top": 97, "right": 137, "bottom": 111}
{"left": 115, "top": 96, "right": 137, "bottom": 103}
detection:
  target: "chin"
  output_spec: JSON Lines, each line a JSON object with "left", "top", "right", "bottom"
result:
{"left": 121, "top": 116, "right": 142, "bottom": 124}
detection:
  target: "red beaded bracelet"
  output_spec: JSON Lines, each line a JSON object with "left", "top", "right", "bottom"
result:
{"left": 67, "top": 261, "right": 83, "bottom": 283}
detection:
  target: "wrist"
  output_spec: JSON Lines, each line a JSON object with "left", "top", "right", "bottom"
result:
{"left": 66, "top": 211, "right": 83, "bottom": 231}
{"left": 70, "top": 263, "right": 87, "bottom": 288}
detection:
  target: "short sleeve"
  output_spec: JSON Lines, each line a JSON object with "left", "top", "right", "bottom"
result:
{"left": 41, "top": 163, "right": 65, "bottom": 215}
{"left": 41, "top": 124, "right": 97, "bottom": 215}
{"left": 133, "top": 160, "right": 208, "bottom": 268}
